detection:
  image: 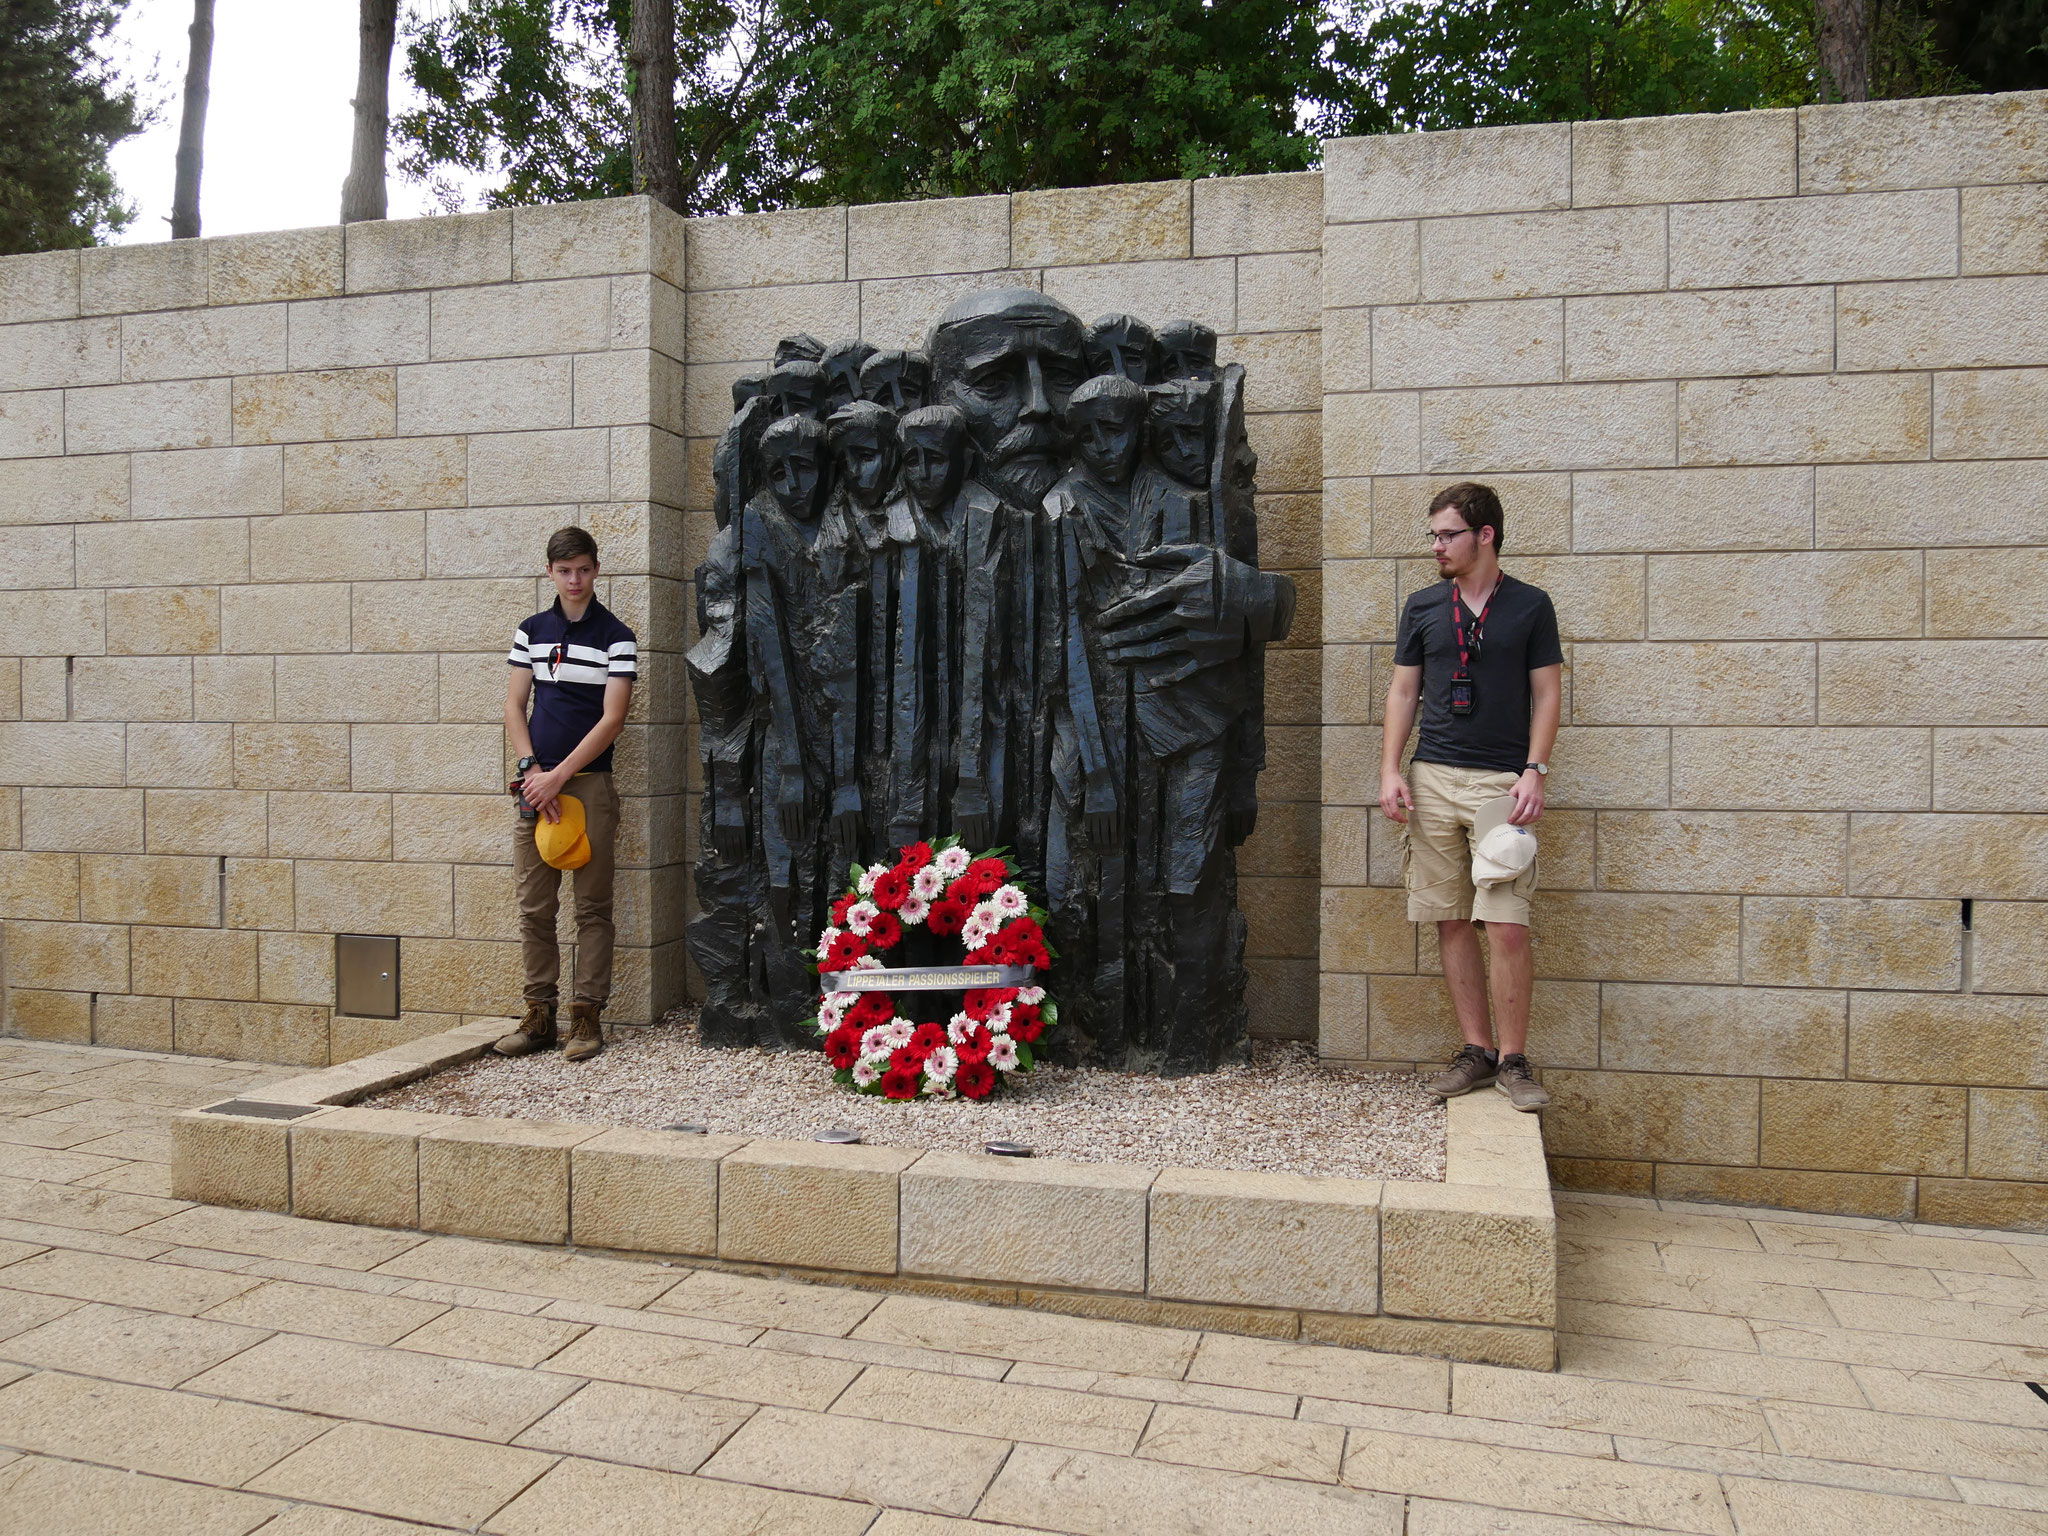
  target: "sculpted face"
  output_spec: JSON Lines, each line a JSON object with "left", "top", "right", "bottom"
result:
{"left": 822, "top": 340, "right": 876, "bottom": 414}
{"left": 930, "top": 290, "right": 1086, "bottom": 505}
{"left": 861, "top": 351, "right": 933, "bottom": 413}
{"left": 834, "top": 422, "right": 899, "bottom": 509}
{"left": 1071, "top": 400, "right": 1142, "bottom": 489}
{"left": 765, "top": 441, "right": 826, "bottom": 522}
{"left": 1150, "top": 388, "right": 1212, "bottom": 488}
{"left": 901, "top": 423, "right": 964, "bottom": 512}
{"left": 764, "top": 364, "right": 824, "bottom": 422}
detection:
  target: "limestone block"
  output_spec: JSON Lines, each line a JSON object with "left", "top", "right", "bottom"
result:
{"left": 685, "top": 206, "right": 843, "bottom": 290}
{"left": 1324, "top": 393, "right": 1419, "bottom": 478}
{"left": 141, "top": 788, "right": 268, "bottom": 856}
{"left": 248, "top": 510, "right": 424, "bottom": 584}
{"left": 518, "top": 197, "right": 671, "bottom": 282}
{"left": 1372, "top": 300, "right": 1561, "bottom": 390}
{"left": 23, "top": 785, "right": 140, "bottom": 847}
{"left": 331, "top": 1011, "right": 462, "bottom": 1060}
{"left": 1326, "top": 123, "right": 1567, "bottom": 222}
{"left": 1321, "top": 886, "right": 1416, "bottom": 974}
{"left": 1681, "top": 373, "right": 1930, "bottom": 466}
{"left": 1599, "top": 983, "right": 1845, "bottom": 1078}
{"left": 466, "top": 428, "right": 610, "bottom": 506}
{"left": 43, "top": 656, "right": 180, "bottom": 726}
{"left": 350, "top": 725, "right": 502, "bottom": 794}
{"left": 1304, "top": 1313, "right": 1554, "bottom": 1370}
{"left": 223, "top": 858, "right": 292, "bottom": 930}
{"left": 685, "top": 281, "right": 861, "bottom": 365}
{"left": 1649, "top": 550, "right": 1921, "bottom": 643}
{"left": 1323, "top": 308, "right": 1366, "bottom": 397}
{"left": 1600, "top": 811, "right": 1843, "bottom": 896}
{"left": 0, "top": 387, "right": 63, "bottom": 456}
{"left": 107, "top": 589, "right": 222, "bottom": 658}
{"left": 0, "top": 453, "right": 128, "bottom": 525}
{"left": 1502, "top": 556, "right": 1644, "bottom": 642}
{"left": 208, "top": 225, "right": 344, "bottom": 305}
{"left": 1850, "top": 991, "right": 2048, "bottom": 1086}
{"left": 133, "top": 925, "right": 259, "bottom": 1000}
{"left": 170, "top": 1105, "right": 304, "bottom": 1209}
{"left": 1, "top": 918, "right": 127, "bottom": 990}
{"left": 76, "top": 518, "right": 249, "bottom": 588}
{"left": 1368, "top": 976, "right": 1598, "bottom": 1068}
{"left": 1323, "top": 221, "right": 1420, "bottom": 311}
{"left": 1574, "top": 642, "right": 1813, "bottom": 727}
{"left": 1936, "top": 730, "right": 2048, "bottom": 813}
{"left": 565, "top": 1125, "right": 735, "bottom": 1256}
{"left": 1848, "top": 811, "right": 2048, "bottom": 900}
{"left": 833, "top": 195, "right": 1007, "bottom": 281}
{"left": 1222, "top": 332, "right": 1319, "bottom": 415}
{"left": 121, "top": 304, "right": 286, "bottom": 383}
{"left": 1841, "top": 275, "right": 2048, "bottom": 375}
{"left": 232, "top": 368, "right": 395, "bottom": 444}
{"left": 1380, "top": 1180, "right": 1553, "bottom": 1327}
{"left": 68, "top": 377, "right": 235, "bottom": 454}
{"left": 221, "top": 584, "right": 350, "bottom": 654}
{"left": 0, "top": 315, "right": 119, "bottom": 391}
{"left": 278, "top": 655, "right": 443, "bottom": 725}
{"left": 1932, "top": 366, "right": 2048, "bottom": 459}
{"left": 0, "top": 248, "right": 80, "bottom": 323}
{"left": 419, "top": 1114, "right": 605, "bottom": 1242}
{"left": 1654, "top": 1165, "right": 1915, "bottom": 1221}
{"left": 349, "top": 578, "right": 531, "bottom": 653}
{"left": 230, "top": 725, "right": 347, "bottom": 791}
{"left": 397, "top": 937, "right": 522, "bottom": 1014}
{"left": 10, "top": 589, "right": 105, "bottom": 654}
{"left": 1191, "top": 171, "right": 1320, "bottom": 256}
{"left": 571, "top": 350, "right": 659, "bottom": 429}
{"left": 1762, "top": 1080, "right": 1966, "bottom": 1175}
{"left": 1146, "top": 1166, "right": 1379, "bottom": 1313}
{"left": 389, "top": 795, "right": 507, "bottom": 865}
{"left": 78, "top": 239, "right": 207, "bottom": 312}
{"left": 1246, "top": 411, "right": 1320, "bottom": 495}
{"left": 1919, "top": 1176, "right": 2048, "bottom": 1233}
{"left": 1800, "top": 90, "right": 2048, "bottom": 194}
{"left": 438, "top": 652, "right": 519, "bottom": 726}
{"left": 79, "top": 852, "right": 217, "bottom": 926}
{"left": 1533, "top": 891, "right": 1741, "bottom": 984}
{"left": 1962, "top": 184, "right": 2048, "bottom": 275}
{"left": 1418, "top": 206, "right": 1666, "bottom": 303}
{"left": 131, "top": 444, "right": 282, "bottom": 522}
{"left": 345, "top": 209, "right": 510, "bottom": 293}
{"left": 1670, "top": 189, "right": 1956, "bottom": 288}
{"left": 6, "top": 987, "right": 91, "bottom": 1041}
{"left": 1042, "top": 258, "right": 1235, "bottom": 335}
{"left": 396, "top": 357, "right": 572, "bottom": 435}
{"left": 900, "top": 1151, "right": 1152, "bottom": 1291}
{"left": 718, "top": 1138, "right": 918, "bottom": 1274}
{"left": 1567, "top": 287, "right": 1834, "bottom": 383}
{"left": 282, "top": 292, "right": 430, "bottom": 374}
{"left": 294, "top": 859, "right": 453, "bottom": 937}
{"left": 0, "top": 850, "right": 78, "bottom": 921}
{"left": 95, "top": 992, "right": 173, "bottom": 1050}
{"left": 1013, "top": 180, "right": 1189, "bottom": 265}
{"left": 1670, "top": 727, "right": 1930, "bottom": 812}
{"left": 1930, "top": 549, "right": 2048, "bottom": 639}
{"left": 268, "top": 791, "right": 392, "bottom": 860}
{"left": 290, "top": 1106, "right": 440, "bottom": 1227}
{"left": 430, "top": 277, "right": 611, "bottom": 364}
{"left": 1744, "top": 896, "right": 1960, "bottom": 990}
{"left": 1964, "top": 1088, "right": 2048, "bottom": 1181}
{"left": 1571, "top": 109, "right": 1796, "bottom": 206}
{"left": 1323, "top": 560, "right": 1398, "bottom": 646}
{"left": 1421, "top": 382, "right": 1674, "bottom": 473}
{"left": 258, "top": 930, "right": 334, "bottom": 1006}
{"left": 1234, "top": 251, "right": 1321, "bottom": 336}
{"left": 1823, "top": 640, "right": 2048, "bottom": 728}
{"left": 1975, "top": 902, "right": 2048, "bottom": 995}
{"left": 1545, "top": 1068, "right": 1758, "bottom": 1163}
{"left": 1573, "top": 467, "right": 1813, "bottom": 555}
{"left": 283, "top": 436, "right": 466, "bottom": 514}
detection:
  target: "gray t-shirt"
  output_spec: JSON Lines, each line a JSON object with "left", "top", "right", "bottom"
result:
{"left": 1395, "top": 573, "right": 1563, "bottom": 774}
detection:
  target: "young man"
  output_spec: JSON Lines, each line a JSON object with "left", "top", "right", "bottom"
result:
{"left": 495, "top": 527, "right": 637, "bottom": 1063}
{"left": 1380, "top": 483, "right": 1563, "bottom": 1111}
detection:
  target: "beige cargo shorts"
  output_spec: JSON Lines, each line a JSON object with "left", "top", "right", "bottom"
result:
{"left": 1403, "top": 759, "right": 1537, "bottom": 926}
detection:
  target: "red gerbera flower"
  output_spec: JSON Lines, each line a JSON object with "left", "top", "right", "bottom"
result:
{"left": 926, "top": 897, "right": 968, "bottom": 937}
{"left": 830, "top": 893, "right": 857, "bottom": 926}
{"left": 1008, "top": 1001, "right": 1041, "bottom": 1032}
{"left": 1009, "top": 1015, "right": 1043, "bottom": 1043}
{"left": 955, "top": 1023, "right": 992, "bottom": 1061}
{"left": 895, "top": 841, "right": 934, "bottom": 871}
{"left": 963, "top": 944, "right": 996, "bottom": 966}
{"left": 949, "top": 874, "right": 994, "bottom": 905}
{"left": 849, "top": 992, "right": 894, "bottom": 1027}
{"left": 967, "top": 857, "right": 1008, "bottom": 883}
{"left": 865, "top": 911, "right": 903, "bottom": 950}
{"left": 963, "top": 986, "right": 1017, "bottom": 1022}
{"left": 889, "top": 1045, "right": 928, "bottom": 1074}
{"left": 956, "top": 1058, "right": 996, "bottom": 1099}
{"left": 909, "top": 1021, "right": 947, "bottom": 1054}
{"left": 871, "top": 867, "right": 910, "bottom": 910}
{"left": 823, "top": 1026, "right": 862, "bottom": 1069}
{"left": 880, "top": 1066, "right": 921, "bottom": 1099}
{"left": 821, "top": 931, "right": 868, "bottom": 970}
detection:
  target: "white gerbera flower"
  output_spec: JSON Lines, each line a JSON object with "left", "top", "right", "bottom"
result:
{"left": 882, "top": 1019, "right": 915, "bottom": 1048}
{"left": 860, "top": 1026, "right": 889, "bottom": 1055}
{"left": 850, "top": 954, "right": 883, "bottom": 971}
{"left": 851, "top": 1059, "right": 881, "bottom": 1087}
{"left": 911, "top": 865, "right": 945, "bottom": 900}
{"left": 936, "top": 845, "right": 971, "bottom": 876}
{"left": 899, "top": 895, "right": 930, "bottom": 926}
{"left": 948, "top": 1013, "right": 974, "bottom": 1045}
{"left": 987, "top": 1002, "right": 1012, "bottom": 1032}
{"left": 818, "top": 999, "right": 845, "bottom": 1030}
{"left": 818, "top": 925, "right": 842, "bottom": 950}
{"left": 829, "top": 990, "right": 860, "bottom": 1010}
{"left": 1017, "top": 985, "right": 1045, "bottom": 1005}
{"left": 924, "top": 1076, "right": 956, "bottom": 1099}
{"left": 844, "top": 900, "right": 879, "bottom": 935}
{"left": 992, "top": 884, "right": 1027, "bottom": 915}
{"left": 961, "top": 911, "right": 996, "bottom": 948}
{"left": 988, "top": 1036, "right": 1019, "bottom": 1071}
{"left": 858, "top": 862, "right": 889, "bottom": 895}
{"left": 922, "top": 1046, "right": 958, "bottom": 1081}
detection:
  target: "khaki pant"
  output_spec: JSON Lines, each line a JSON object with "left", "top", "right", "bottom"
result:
{"left": 514, "top": 771, "right": 619, "bottom": 1008}
{"left": 1404, "top": 759, "right": 1538, "bottom": 926}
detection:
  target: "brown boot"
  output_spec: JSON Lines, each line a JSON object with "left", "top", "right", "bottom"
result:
{"left": 493, "top": 1002, "right": 557, "bottom": 1057}
{"left": 563, "top": 1002, "right": 605, "bottom": 1063}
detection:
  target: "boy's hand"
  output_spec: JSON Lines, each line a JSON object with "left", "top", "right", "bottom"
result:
{"left": 522, "top": 764, "right": 570, "bottom": 820}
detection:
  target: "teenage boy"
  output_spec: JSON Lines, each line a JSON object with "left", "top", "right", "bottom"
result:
{"left": 1380, "top": 483, "right": 1563, "bottom": 1111}
{"left": 494, "top": 527, "right": 637, "bottom": 1063}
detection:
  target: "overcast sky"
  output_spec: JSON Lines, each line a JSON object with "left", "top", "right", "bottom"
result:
{"left": 105, "top": 0, "right": 478, "bottom": 243}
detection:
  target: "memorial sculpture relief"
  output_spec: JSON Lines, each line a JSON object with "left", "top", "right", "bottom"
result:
{"left": 687, "top": 289, "right": 1295, "bottom": 1075}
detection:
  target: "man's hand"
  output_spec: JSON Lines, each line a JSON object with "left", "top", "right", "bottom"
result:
{"left": 1509, "top": 769, "right": 1545, "bottom": 826}
{"left": 1379, "top": 769, "right": 1413, "bottom": 824}
{"left": 521, "top": 764, "right": 570, "bottom": 823}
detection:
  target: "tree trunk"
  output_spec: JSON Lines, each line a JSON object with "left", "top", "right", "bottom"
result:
{"left": 341, "top": 0, "right": 401, "bottom": 223}
{"left": 170, "top": 0, "right": 215, "bottom": 239}
{"left": 628, "top": 0, "right": 684, "bottom": 211}
{"left": 1816, "top": 0, "right": 1871, "bottom": 100}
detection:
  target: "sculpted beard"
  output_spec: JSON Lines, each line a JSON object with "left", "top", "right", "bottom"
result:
{"left": 989, "top": 419, "right": 1067, "bottom": 500}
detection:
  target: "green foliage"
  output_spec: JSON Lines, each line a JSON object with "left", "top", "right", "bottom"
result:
{"left": 1929, "top": 0, "right": 2047, "bottom": 92}
{"left": 0, "top": 0, "right": 145, "bottom": 253}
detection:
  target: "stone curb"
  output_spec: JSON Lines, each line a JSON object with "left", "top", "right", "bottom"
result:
{"left": 171, "top": 1021, "right": 1556, "bottom": 1369}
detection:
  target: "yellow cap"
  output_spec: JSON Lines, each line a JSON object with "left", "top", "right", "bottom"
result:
{"left": 535, "top": 793, "right": 591, "bottom": 870}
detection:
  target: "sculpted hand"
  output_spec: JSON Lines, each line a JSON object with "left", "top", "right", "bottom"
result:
{"left": 1225, "top": 804, "right": 1258, "bottom": 846}
{"left": 712, "top": 800, "right": 746, "bottom": 861}
{"left": 829, "top": 784, "right": 863, "bottom": 852}
{"left": 776, "top": 777, "right": 808, "bottom": 843}
{"left": 1084, "top": 770, "right": 1122, "bottom": 851}
{"left": 1097, "top": 545, "right": 1244, "bottom": 687}
{"left": 954, "top": 776, "right": 992, "bottom": 851}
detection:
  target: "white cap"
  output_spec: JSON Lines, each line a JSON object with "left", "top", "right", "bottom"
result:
{"left": 1471, "top": 794, "right": 1537, "bottom": 887}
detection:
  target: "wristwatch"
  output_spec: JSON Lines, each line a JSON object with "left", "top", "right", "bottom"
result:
{"left": 516, "top": 755, "right": 538, "bottom": 773}
{"left": 1524, "top": 762, "right": 1548, "bottom": 776}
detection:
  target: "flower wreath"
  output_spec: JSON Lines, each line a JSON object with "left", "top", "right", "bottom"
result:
{"left": 811, "top": 837, "right": 1057, "bottom": 1101}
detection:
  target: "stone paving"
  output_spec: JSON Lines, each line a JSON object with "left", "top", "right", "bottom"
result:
{"left": 3, "top": 1037, "right": 2048, "bottom": 1534}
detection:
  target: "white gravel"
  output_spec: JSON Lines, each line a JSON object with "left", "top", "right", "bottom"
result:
{"left": 371, "top": 1007, "right": 1446, "bottom": 1182}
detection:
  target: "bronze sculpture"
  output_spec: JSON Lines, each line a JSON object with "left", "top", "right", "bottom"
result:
{"left": 687, "top": 289, "right": 1294, "bottom": 1074}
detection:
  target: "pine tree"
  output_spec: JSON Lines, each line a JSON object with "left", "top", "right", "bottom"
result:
{"left": 0, "top": 0, "right": 146, "bottom": 253}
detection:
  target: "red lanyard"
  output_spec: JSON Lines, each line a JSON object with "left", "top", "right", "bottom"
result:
{"left": 1451, "top": 577, "right": 1499, "bottom": 678}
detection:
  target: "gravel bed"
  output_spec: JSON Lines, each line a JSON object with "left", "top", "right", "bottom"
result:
{"left": 370, "top": 1008, "right": 1445, "bottom": 1182}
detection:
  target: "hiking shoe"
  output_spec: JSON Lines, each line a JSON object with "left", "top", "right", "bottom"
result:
{"left": 492, "top": 1002, "right": 556, "bottom": 1057}
{"left": 1425, "top": 1044, "right": 1498, "bottom": 1099}
{"left": 563, "top": 1002, "right": 605, "bottom": 1063}
{"left": 1497, "top": 1053, "right": 1550, "bottom": 1112}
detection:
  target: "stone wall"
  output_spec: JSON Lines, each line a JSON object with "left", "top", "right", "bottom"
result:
{"left": 1318, "top": 91, "right": 2048, "bottom": 1228}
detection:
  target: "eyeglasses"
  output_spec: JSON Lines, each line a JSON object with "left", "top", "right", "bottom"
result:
{"left": 1427, "top": 527, "right": 1474, "bottom": 547}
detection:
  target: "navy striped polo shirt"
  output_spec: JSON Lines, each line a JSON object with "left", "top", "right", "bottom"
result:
{"left": 508, "top": 597, "right": 638, "bottom": 772}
